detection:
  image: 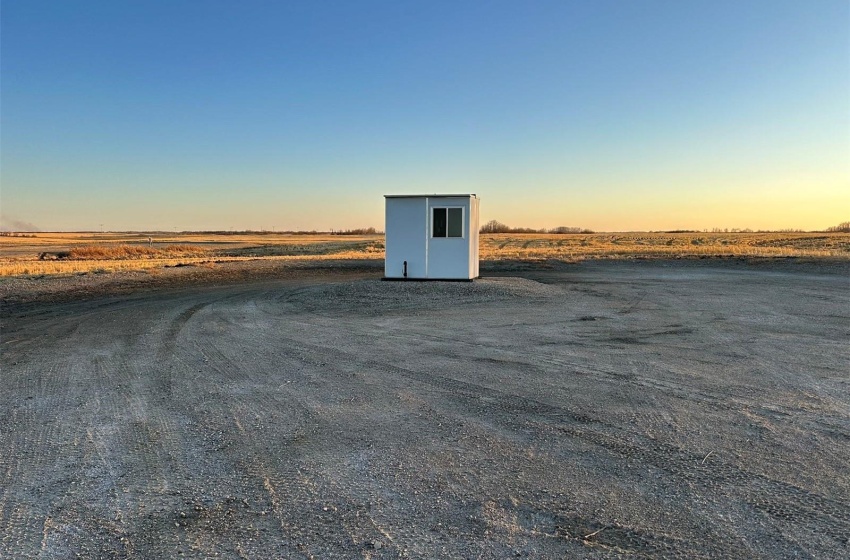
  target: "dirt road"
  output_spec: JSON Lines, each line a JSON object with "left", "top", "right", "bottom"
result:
{"left": 2, "top": 261, "right": 848, "bottom": 558}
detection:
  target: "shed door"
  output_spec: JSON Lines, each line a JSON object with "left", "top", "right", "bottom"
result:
{"left": 385, "top": 197, "right": 427, "bottom": 278}
{"left": 427, "top": 202, "right": 469, "bottom": 279}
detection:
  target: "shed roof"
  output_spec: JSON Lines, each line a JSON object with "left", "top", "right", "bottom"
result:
{"left": 384, "top": 194, "right": 477, "bottom": 199}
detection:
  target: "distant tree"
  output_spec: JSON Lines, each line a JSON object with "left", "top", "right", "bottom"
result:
{"left": 826, "top": 221, "right": 850, "bottom": 233}
{"left": 480, "top": 220, "right": 591, "bottom": 234}
{"left": 548, "top": 226, "right": 594, "bottom": 234}
{"left": 480, "top": 220, "right": 511, "bottom": 233}
{"left": 335, "top": 227, "right": 378, "bottom": 235}
{"left": 508, "top": 227, "right": 547, "bottom": 233}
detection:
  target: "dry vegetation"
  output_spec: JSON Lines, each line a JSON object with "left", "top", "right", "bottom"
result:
{"left": 65, "top": 244, "right": 206, "bottom": 260}
{"left": 0, "top": 231, "right": 847, "bottom": 277}
{"left": 479, "top": 232, "right": 850, "bottom": 261}
{"left": 0, "top": 233, "right": 384, "bottom": 277}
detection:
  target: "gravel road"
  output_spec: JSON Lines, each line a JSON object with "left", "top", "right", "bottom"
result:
{"left": 2, "top": 260, "right": 848, "bottom": 558}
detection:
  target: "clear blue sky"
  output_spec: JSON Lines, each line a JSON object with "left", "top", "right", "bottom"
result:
{"left": 2, "top": 1, "right": 847, "bottom": 231}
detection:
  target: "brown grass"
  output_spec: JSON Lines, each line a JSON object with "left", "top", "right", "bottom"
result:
{"left": 67, "top": 244, "right": 207, "bottom": 260}
{"left": 1, "top": 232, "right": 846, "bottom": 277}
{"left": 480, "top": 232, "right": 850, "bottom": 261}
{"left": 0, "top": 233, "right": 385, "bottom": 277}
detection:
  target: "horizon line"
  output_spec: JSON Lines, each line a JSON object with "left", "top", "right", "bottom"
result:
{"left": 2, "top": 228, "right": 846, "bottom": 235}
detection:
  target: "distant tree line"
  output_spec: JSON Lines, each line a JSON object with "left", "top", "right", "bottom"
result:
{"left": 701, "top": 224, "right": 850, "bottom": 233}
{"left": 706, "top": 228, "right": 806, "bottom": 233}
{"left": 548, "top": 226, "right": 594, "bottom": 234}
{"left": 479, "top": 220, "right": 593, "bottom": 234}
{"left": 177, "top": 228, "right": 382, "bottom": 235}
{"left": 331, "top": 227, "right": 379, "bottom": 235}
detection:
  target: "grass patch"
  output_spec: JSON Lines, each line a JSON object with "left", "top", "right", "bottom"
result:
{"left": 480, "top": 232, "right": 850, "bottom": 260}
{"left": 1, "top": 232, "right": 847, "bottom": 277}
{"left": 68, "top": 244, "right": 207, "bottom": 260}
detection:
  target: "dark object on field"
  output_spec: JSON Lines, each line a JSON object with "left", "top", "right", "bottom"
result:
{"left": 38, "top": 251, "right": 71, "bottom": 260}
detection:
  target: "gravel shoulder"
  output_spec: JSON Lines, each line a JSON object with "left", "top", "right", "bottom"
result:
{"left": 1, "top": 259, "right": 849, "bottom": 558}
{"left": 2, "top": 255, "right": 844, "bottom": 309}
{"left": 0, "top": 258, "right": 384, "bottom": 311}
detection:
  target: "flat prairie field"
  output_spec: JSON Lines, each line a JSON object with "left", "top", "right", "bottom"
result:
{"left": 0, "top": 231, "right": 847, "bottom": 277}
{"left": 0, "top": 232, "right": 384, "bottom": 276}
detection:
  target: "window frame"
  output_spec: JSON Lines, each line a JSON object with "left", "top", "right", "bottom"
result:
{"left": 431, "top": 206, "right": 464, "bottom": 238}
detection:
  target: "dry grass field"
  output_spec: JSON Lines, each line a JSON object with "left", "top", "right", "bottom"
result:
{"left": 0, "top": 232, "right": 384, "bottom": 276}
{"left": 0, "top": 231, "right": 847, "bottom": 277}
{"left": 479, "top": 232, "right": 850, "bottom": 260}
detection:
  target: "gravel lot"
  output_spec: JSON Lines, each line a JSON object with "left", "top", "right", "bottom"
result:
{"left": 2, "top": 259, "right": 849, "bottom": 558}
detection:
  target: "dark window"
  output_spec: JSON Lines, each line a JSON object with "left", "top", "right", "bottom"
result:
{"left": 432, "top": 207, "right": 463, "bottom": 238}
{"left": 448, "top": 208, "right": 463, "bottom": 237}
{"left": 433, "top": 208, "right": 447, "bottom": 237}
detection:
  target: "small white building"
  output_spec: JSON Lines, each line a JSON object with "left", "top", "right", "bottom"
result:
{"left": 384, "top": 194, "right": 480, "bottom": 281}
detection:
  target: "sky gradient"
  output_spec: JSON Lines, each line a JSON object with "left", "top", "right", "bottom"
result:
{"left": 2, "top": 1, "right": 848, "bottom": 232}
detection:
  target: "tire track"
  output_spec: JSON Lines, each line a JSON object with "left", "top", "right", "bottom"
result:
{"left": 3, "top": 264, "right": 848, "bottom": 558}
{"left": 265, "top": 329, "right": 849, "bottom": 554}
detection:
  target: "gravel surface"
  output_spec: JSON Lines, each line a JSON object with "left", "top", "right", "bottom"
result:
{"left": 1, "top": 259, "right": 849, "bottom": 558}
{"left": 0, "top": 259, "right": 383, "bottom": 311}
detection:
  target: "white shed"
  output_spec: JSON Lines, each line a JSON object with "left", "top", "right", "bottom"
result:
{"left": 384, "top": 194, "right": 480, "bottom": 281}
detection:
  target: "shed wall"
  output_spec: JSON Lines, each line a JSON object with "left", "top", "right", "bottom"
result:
{"left": 384, "top": 195, "right": 479, "bottom": 280}
{"left": 426, "top": 197, "right": 471, "bottom": 280}
{"left": 470, "top": 196, "right": 480, "bottom": 278}
{"left": 384, "top": 197, "right": 427, "bottom": 278}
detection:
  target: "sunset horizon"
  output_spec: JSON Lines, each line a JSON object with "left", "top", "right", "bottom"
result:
{"left": 2, "top": 2, "right": 848, "bottom": 233}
